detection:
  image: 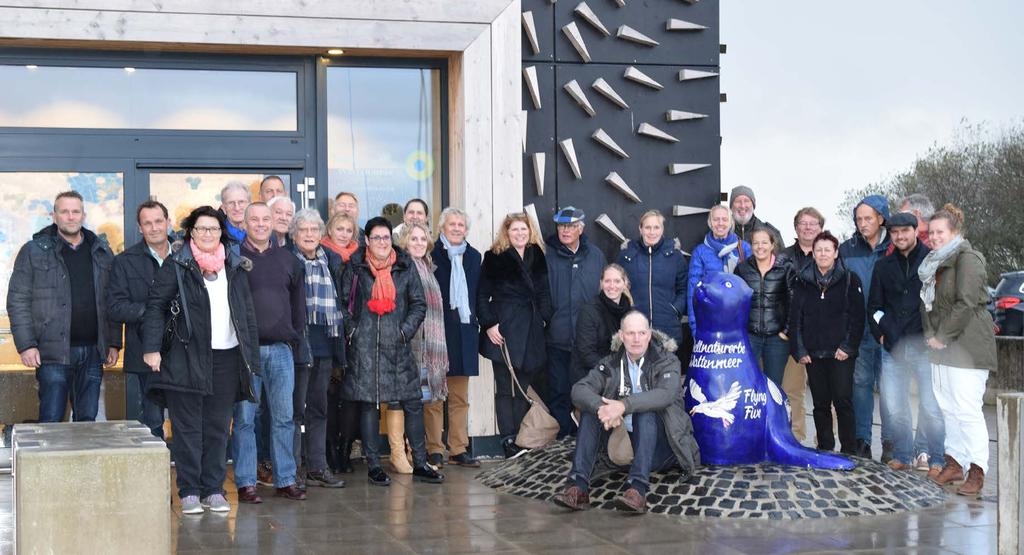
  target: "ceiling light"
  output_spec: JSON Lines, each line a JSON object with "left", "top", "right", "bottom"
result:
{"left": 124, "top": 67, "right": 136, "bottom": 73}
{"left": 326, "top": 49, "right": 344, "bottom": 55}
{"left": 25, "top": 64, "right": 38, "bottom": 70}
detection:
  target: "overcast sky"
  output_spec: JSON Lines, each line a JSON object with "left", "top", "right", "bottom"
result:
{"left": 720, "top": 0, "right": 1024, "bottom": 242}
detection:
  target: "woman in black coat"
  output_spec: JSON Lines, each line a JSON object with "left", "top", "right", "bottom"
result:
{"left": 141, "top": 206, "right": 260, "bottom": 514}
{"left": 789, "top": 231, "right": 865, "bottom": 455}
{"left": 734, "top": 227, "right": 791, "bottom": 388}
{"left": 478, "top": 212, "right": 553, "bottom": 458}
{"left": 340, "top": 217, "right": 442, "bottom": 487}
{"left": 570, "top": 263, "right": 633, "bottom": 384}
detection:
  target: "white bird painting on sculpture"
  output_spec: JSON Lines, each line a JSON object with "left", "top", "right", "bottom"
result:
{"left": 688, "top": 380, "right": 742, "bottom": 428}
{"left": 766, "top": 378, "right": 792, "bottom": 421}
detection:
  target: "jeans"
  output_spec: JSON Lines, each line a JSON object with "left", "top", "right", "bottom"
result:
{"left": 294, "top": 359, "right": 332, "bottom": 472}
{"left": 880, "top": 342, "right": 945, "bottom": 465}
{"left": 806, "top": 357, "right": 856, "bottom": 453}
{"left": 36, "top": 345, "right": 102, "bottom": 423}
{"left": 493, "top": 359, "right": 542, "bottom": 439}
{"left": 932, "top": 364, "right": 990, "bottom": 473}
{"left": 853, "top": 334, "right": 890, "bottom": 442}
{"left": 165, "top": 348, "right": 240, "bottom": 499}
{"left": 133, "top": 372, "right": 165, "bottom": 438}
{"left": 545, "top": 346, "right": 575, "bottom": 438}
{"left": 360, "top": 399, "right": 428, "bottom": 470}
{"left": 570, "top": 411, "right": 676, "bottom": 495}
{"left": 748, "top": 333, "right": 789, "bottom": 389}
{"left": 255, "top": 396, "right": 272, "bottom": 464}
{"left": 231, "top": 343, "right": 296, "bottom": 489}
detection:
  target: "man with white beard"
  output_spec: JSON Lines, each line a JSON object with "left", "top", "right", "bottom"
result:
{"left": 730, "top": 185, "right": 783, "bottom": 251}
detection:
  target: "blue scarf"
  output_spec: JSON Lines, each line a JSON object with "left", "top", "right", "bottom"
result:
{"left": 704, "top": 231, "right": 742, "bottom": 273}
{"left": 440, "top": 234, "right": 472, "bottom": 324}
{"left": 295, "top": 247, "right": 342, "bottom": 337}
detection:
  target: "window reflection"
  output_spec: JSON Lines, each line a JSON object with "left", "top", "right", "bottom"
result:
{"left": 0, "top": 65, "right": 297, "bottom": 131}
{"left": 148, "top": 173, "right": 290, "bottom": 230}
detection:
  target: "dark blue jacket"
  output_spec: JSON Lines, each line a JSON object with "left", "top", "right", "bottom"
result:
{"left": 544, "top": 233, "right": 607, "bottom": 351}
{"left": 687, "top": 232, "right": 752, "bottom": 333}
{"left": 867, "top": 241, "right": 930, "bottom": 352}
{"left": 840, "top": 194, "right": 892, "bottom": 311}
{"left": 431, "top": 240, "right": 482, "bottom": 377}
{"left": 107, "top": 238, "right": 172, "bottom": 374}
{"left": 616, "top": 237, "right": 689, "bottom": 343}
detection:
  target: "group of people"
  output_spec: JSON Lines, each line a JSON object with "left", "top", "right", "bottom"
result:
{"left": 5, "top": 178, "right": 995, "bottom": 516}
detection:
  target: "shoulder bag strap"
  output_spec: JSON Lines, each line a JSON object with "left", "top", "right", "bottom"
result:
{"left": 499, "top": 343, "right": 531, "bottom": 403}
{"left": 176, "top": 264, "right": 193, "bottom": 340}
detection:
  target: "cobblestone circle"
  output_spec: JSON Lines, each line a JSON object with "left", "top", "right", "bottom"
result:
{"left": 478, "top": 438, "right": 948, "bottom": 519}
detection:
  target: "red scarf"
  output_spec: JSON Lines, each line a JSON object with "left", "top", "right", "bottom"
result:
{"left": 190, "top": 239, "right": 225, "bottom": 274}
{"left": 366, "top": 249, "right": 397, "bottom": 315}
{"left": 322, "top": 237, "right": 358, "bottom": 263}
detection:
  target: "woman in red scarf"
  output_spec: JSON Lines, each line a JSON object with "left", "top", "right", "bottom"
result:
{"left": 339, "top": 217, "right": 444, "bottom": 487}
{"left": 322, "top": 212, "right": 359, "bottom": 263}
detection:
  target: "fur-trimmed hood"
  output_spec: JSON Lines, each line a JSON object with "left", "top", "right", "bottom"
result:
{"left": 609, "top": 328, "right": 678, "bottom": 354}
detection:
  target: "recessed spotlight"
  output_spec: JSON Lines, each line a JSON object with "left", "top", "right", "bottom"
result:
{"left": 124, "top": 67, "right": 136, "bottom": 73}
{"left": 25, "top": 64, "right": 38, "bottom": 70}
{"left": 326, "top": 49, "right": 344, "bottom": 55}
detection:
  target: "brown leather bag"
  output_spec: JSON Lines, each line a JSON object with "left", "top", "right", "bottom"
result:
{"left": 501, "top": 344, "right": 559, "bottom": 449}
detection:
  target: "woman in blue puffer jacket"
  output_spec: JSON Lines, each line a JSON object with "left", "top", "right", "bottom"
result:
{"left": 687, "top": 205, "right": 752, "bottom": 334}
{"left": 616, "top": 210, "right": 689, "bottom": 346}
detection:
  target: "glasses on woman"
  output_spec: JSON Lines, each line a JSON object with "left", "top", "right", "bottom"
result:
{"left": 367, "top": 235, "right": 392, "bottom": 243}
{"left": 193, "top": 226, "right": 222, "bottom": 235}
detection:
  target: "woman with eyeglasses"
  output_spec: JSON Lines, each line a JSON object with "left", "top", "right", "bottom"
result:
{"left": 477, "top": 213, "right": 553, "bottom": 459}
{"left": 340, "top": 217, "right": 443, "bottom": 487}
{"left": 142, "top": 205, "right": 261, "bottom": 515}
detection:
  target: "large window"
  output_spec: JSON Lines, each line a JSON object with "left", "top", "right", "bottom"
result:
{"left": 325, "top": 66, "right": 443, "bottom": 226}
{"left": 148, "top": 172, "right": 292, "bottom": 230}
{"left": 0, "top": 64, "right": 297, "bottom": 131}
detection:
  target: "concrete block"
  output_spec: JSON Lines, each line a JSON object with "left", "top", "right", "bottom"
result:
{"left": 13, "top": 420, "right": 170, "bottom": 555}
{"left": 997, "top": 392, "right": 1024, "bottom": 555}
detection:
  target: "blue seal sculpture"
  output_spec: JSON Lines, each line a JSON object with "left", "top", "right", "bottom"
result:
{"left": 685, "top": 272, "right": 854, "bottom": 470}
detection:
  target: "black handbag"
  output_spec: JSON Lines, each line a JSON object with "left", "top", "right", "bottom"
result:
{"left": 160, "top": 264, "right": 193, "bottom": 354}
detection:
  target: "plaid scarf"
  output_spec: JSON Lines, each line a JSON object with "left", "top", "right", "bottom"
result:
{"left": 412, "top": 256, "right": 449, "bottom": 400}
{"left": 296, "top": 247, "right": 342, "bottom": 337}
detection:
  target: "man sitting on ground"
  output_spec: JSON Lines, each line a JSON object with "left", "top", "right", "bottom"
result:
{"left": 552, "top": 311, "right": 700, "bottom": 514}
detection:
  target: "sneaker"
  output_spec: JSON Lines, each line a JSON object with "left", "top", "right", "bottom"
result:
{"left": 180, "top": 495, "right": 204, "bottom": 515}
{"left": 914, "top": 452, "right": 930, "bottom": 472}
{"left": 201, "top": 494, "right": 231, "bottom": 513}
{"left": 307, "top": 468, "right": 346, "bottom": 488}
{"left": 368, "top": 466, "right": 392, "bottom": 487}
{"left": 448, "top": 452, "right": 481, "bottom": 468}
{"left": 502, "top": 436, "right": 531, "bottom": 460}
{"left": 256, "top": 461, "right": 274, "bottom": 487}
{"left": 427, "top": 453, "right": 444, "bottom": 469}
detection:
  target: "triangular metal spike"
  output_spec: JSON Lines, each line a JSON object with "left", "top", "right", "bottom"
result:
{"left": 666, "top": 109, "right": 708, "bottom": 122}
{"left": 532, "top": 152, "right": 546, "bottom": 196}
{"left": 668, "top": 163, "right": 711, "bottom": 175}
{"left": 624, "top": 66, "right": 663, "bottom": 90}
{"left": 673, "top": 205, "right": 711, "bottom": 217}
{"left": 522, "top": 11, "right": 540, "bottom": 55}
{"left": 563, "top": 79, "right": 596, "bottom": 117}
{"left": 666, "top": 18, "right": 707, "bottom": 31}
{"left": 678, "top": 68, "right": 719, "bottom": 81}
{"left": 680, "top": 0, "right": 699, "bottom": 4}
{"left": 523, "top": 66, "right": 541, "bottom": 110}
{"left": 637, "top": 122, "right": 679, "bottom": 143}
{"left": 559, "top": 138, "right": 582, "bottom": 179}
{"left": 605, "top": 172, "right": 641, "bottom": 203}
{"left": 612, "top": 0, "right": 625, "bottom": 6}
{"left": 591, "top": 78, "right": 629, "bottom": 109}
{"left": 574, "top": 2, "right": 610, "bottom": 36}
{"left": 520, "top": 110, "right": 528, "bottom": 153}
{"left": 561, "top": 22, "right": 592, "bottom": 63}
{"left": 616, "top": 25, "right": 659, "bottom": 47}
{"left": 591, "top": 128, "right": 629, "bottom": 159}
{"left": 595, "top": 213, "right": 627, "bottom": 243}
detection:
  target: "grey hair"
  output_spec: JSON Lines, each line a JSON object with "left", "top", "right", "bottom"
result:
{"left": 900, "top": 193, "right": 934, "bottom": 220}
{"left": 220, "top": 181, "right": 250, "bottom": 201}
{"left": 619, "top": 309, "right": 652, "bottom": 330}
{"left": 707, "top": 204, "right": 736, "bottom": 232}
{"left": 267, "top": 195, "right": 295, "bottom": 212}
{"left": 289, "top": 208, "right": 325, "bottom": 239}
{"left": 438, "top": 206, "right": 471, "bottom": 231}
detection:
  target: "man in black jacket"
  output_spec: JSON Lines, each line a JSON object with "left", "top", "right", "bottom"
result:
{"left": 868, "top": 212, "right": 944, "bottom": 475}
{"left": 7, "top": 190, "right": 120, "bottom": 422}
{"left": 107, "top": 200, "right": 173, "bottom": 438}
{"left": 552, "top": 311, "right": 700, "bottom": 514}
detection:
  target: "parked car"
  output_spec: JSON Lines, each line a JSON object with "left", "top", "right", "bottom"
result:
{"left": 994, "top": 271, "right": 1024, "bottom": 336}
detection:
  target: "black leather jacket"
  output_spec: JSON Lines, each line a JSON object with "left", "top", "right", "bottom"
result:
{"left": 734, "top": 255, "right": 791, "bottom": 336}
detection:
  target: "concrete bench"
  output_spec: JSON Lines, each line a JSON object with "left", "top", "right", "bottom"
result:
{"left": 13, "top": 420, "right": 170, "bottom": 554}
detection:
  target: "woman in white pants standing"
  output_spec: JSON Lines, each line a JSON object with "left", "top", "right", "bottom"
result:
{"left": 918, "top": 204, "right": 996, "bottom": 496}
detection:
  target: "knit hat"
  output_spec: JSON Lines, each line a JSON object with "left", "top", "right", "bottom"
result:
{"left": 730, "top": 185, "right": 756, "bottom": 208}
{"left": 886, "top": 212, "right": 918, "bottom": 230}
{"left": 553, "top": 206, "right": 586, "bottom": 224}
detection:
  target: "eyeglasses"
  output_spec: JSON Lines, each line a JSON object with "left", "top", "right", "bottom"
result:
{"left": 193, "top": 226, "right": 222, "bottom": 235}
{"left": 296, "top": 226, "right": 321, "bottom": 234}
{"left": 367, "top": 235, "right": 391, "bottom": 243}
{"left": 797, "top": 221, "right": 821, "bottom": 228}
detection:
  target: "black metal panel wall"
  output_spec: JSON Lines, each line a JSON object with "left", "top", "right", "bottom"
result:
{"left": 521, "top": 0, "right": 720, "bottom": 259}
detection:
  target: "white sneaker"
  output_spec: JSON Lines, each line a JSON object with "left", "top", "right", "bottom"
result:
{"left": 914, "top": 452, "right": 930, "bottom": 471}
{"left": 201, "top": 494, "right": 231, "bottom": 513}
{"left": 180, "top": 495, "right": 204, "bottom": 515}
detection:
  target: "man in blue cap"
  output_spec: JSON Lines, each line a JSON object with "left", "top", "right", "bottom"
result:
{"left": 545, "top": 206, "right": 606, "bottom": 437}
{"left": 840, "top": 194, "right": 893, "bottom": 460}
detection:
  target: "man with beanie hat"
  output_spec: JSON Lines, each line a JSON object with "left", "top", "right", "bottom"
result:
{"left": 839, "top": 194, "right": 893, "bottom": 461}
{"left": 545, "top": 206, "right": 606, "bottom": 437}
{"left": 730, "top": 185, "right": 782, "bottom": 249}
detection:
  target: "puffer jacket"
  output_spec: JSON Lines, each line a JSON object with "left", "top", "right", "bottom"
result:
{"left": 340, "top": 247, "right": 426, "bottom": 404}
{"left": 921, "top": 239, "right": 997, "bottom": 371}
{"left": 544, "top": 233, "right": 607, "bottom": 351}
{"left": 688, "top": 232, "right": 752, "bottom": 333}
{"left": 617, "top": 237, "right": 689, "bottom": 343}
{"left": 789, "top": 259, "right": 865, "bottom": 360}
{"left": 572, "top": 331, "right": 701, "bottom": 478}
{"left": 141, "top": 241, "right": 261, "bottom": 405}
{"left": 477, "top": 244, "right": 553, "bottom": 371}
{"left": 734, "top": 254, "right": 791, "bottom": 336}
{"left": 7, "top": 224, "right": 120, "bottom": 365}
